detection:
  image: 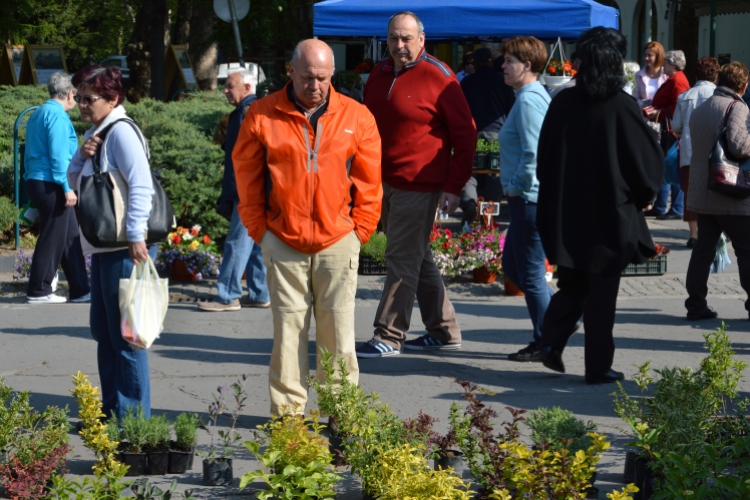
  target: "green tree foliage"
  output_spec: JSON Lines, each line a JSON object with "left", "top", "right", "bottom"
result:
{"left": 0, "top": 85, "right": 232, "bottom": 240}
{"left": 1, "top": 0, "right": 135, "bottom": 72}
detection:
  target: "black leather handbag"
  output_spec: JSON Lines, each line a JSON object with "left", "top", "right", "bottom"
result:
{"left": 708, "top": 100, "right": 750, "bottom": 199}
{"left": 77, "top": 119, "right": 175, "bottom": 247}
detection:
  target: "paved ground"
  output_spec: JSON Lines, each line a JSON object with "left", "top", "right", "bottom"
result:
{"left": 1, "top": 216, "right": 749, "bottom": 498}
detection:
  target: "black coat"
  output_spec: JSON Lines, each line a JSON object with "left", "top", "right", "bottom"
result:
{"left": 536, "top": 86, "right": 663, "bottom": 275}
{"left": 460, "top": 66, "right": 515, "bottom": 136}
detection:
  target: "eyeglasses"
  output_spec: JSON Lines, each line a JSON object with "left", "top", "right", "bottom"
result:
{"left": 74, "top": 95, "right": 104, "bottom": 106}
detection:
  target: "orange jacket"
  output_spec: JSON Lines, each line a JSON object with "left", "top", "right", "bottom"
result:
{"left": 233, "top": 83, "right": 382, "bottom": 253}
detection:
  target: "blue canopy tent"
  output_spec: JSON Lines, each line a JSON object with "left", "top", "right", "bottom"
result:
{"left": 313, "top": 0, "right": 619, "bottom": 41}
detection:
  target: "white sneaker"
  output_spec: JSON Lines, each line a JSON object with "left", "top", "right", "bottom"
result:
{"left": 51, "top": 272, "right": 58, "bottom": 293}
{"left": 27, "top": 294, "right": 67, "bottom": 304}
{"left": 70, "top": 293, "right": 91, "bottom": 303}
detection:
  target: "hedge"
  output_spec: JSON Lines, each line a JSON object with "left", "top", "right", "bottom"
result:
{"left": 0, "top": 85, "right": 233, "bottom": 240}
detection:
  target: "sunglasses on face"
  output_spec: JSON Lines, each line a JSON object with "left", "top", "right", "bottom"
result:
{"left": 74, "top": 95, "right": 104, "bottom": 106}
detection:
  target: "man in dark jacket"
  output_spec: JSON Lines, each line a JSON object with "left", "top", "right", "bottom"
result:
{"left": 199, "top": 68, "right": 269, "bottom": 312}
{"left": 459, "top": 47, "right": 515, "bottom": 224}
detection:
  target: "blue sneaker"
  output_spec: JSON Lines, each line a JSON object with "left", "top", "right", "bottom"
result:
{"left": 356, "top": 338, "right": 401, "bottom": 358}
{"left": 403, "top": 334, "right": 461, "bottom": 351}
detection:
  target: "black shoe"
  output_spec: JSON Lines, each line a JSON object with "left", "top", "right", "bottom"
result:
{"left": 643, "top": 209, "right": 664, "bottom": 217}
{"left": 539, "top": 345, "right": 565, "bottom": 373}
{"left": 508, "top": 342, "right": 543, "bottom": 362}
{"left": 686, "top": 307, "right": 718, "bottom": 321}
{"left": 686, "top": 237, "right": 697, "bottom": 248}
{"left": 585, "top": 369, "right": 624, "bottom": 385}
{"left": 656, "top": 212, "right": 681, "bottom": 220}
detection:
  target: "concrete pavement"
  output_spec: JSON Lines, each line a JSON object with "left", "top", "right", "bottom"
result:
{"left": 1, "top": 216, "right": 748, "bottom": 498}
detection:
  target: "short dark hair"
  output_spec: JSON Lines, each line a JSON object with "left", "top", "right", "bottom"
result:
{"left": 717, "top": 61, "right": 749, "bottom": 94}
{"left": 473, "top": 48, "right": 493, "bottom": 64}
{"left": 694, "top": 57, "right": 720, "bottom": 83}
{"left": 501, "top": 36, "right": 547, "bottom": 74}
{"left": 575, "top": 27, "right": 627, "bottom": 101}
{"left": 72, "top": 65, "right": 125, "bottom": 106}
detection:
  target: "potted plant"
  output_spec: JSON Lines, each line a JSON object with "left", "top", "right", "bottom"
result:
{"left": 119, "top": 406, "right": 150, "bottom": 476}
{"left": 458, "top": 226, "right": 504, "bottom": 283}
{"left": 429, "top": 226, "right": 462, "bottom": 278}
{"left": 488, "top": 140, "right": 500, "bottom": 170}
{"left": 542, "top": 57, "right": 574, "bottom": 88}
{"left": 359, "top": 232, "right": 388, "bottom": 275}
{"left": 239, "top": 409, "right": 341, "bottom": 498}
{"left": 474, "top": 139, "right": 491, "bottom": 169}
{"left": 156, "top": 225, "right": 220, "bottom": 281}
{"left": 198, "top": 375, "right": 249, "bottom": 486}
{"left": 144, "top": 414, "right": 171, "bottom": 475}
{"left": 526, "top": 406, "right": 597, "bottom": 454}
{"left": 169, "top": 413, "right": 199, "bottom": 474}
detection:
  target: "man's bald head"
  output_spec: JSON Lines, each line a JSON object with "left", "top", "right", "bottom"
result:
{"left": 290, "top": 39, "right": 335, "bottom": 110}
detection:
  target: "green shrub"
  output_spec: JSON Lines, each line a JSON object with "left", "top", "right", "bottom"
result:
{"left": 0, "top": 86, "right": 233, "bottom": 240}
{"left": 361, "top": 232, "right": 387, "bottom": 264}
{"left": 0, "top": 196, "right": 19, "bottom": 233}
{"left": 525, "top": 406, "right": 596, "bottom": 453}
{"left": 173, "top": 413, "right": 200, "bottom": 451}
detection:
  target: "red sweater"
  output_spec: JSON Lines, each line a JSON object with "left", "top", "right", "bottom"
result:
{"left": 652, "top": 70, "right": 690, "bottom": 120}
{"left": 363, "top": 49, "right": 476, "bottom": 196}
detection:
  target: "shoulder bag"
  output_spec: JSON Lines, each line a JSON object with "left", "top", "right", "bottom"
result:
{"left": 77, "top": 119, "right": 175, "bottom": 247}
{"left": 708, "top": 100, "right": 750, "bottom": 199}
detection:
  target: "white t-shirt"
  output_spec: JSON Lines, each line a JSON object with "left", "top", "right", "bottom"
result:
{"left": 645, "top": 77, "right": 661, "bottom": 100}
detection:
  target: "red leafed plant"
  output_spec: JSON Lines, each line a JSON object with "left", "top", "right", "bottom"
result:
{"left": 0, "top": 443, "right": 70, "bottom": 499}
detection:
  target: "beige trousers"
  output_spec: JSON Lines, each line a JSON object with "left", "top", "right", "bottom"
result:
{"left": 373, "top": 183, "right": 461, "bottom": 348}
{"left": 260, "top": 231, "right": 360, "bottom": 416}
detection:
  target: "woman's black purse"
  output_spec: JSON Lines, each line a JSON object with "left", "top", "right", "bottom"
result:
{"left": 708, "top": 100, "right": 750, "bottom": 199}
{"left": 77, "top": 119, "right": 175, "bottom": 247}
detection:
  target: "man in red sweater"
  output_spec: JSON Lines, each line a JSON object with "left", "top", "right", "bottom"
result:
{"left": 356, "top": 11, "right": 476, "bottom": 358}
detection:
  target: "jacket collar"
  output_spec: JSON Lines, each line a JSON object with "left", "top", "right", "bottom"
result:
{"left": 694, "top": 80, "right": 714, "bottom": 88}
{"left": 276, "top": 81, "right": 341, "bottom": 115}
{"left": 380, "top": 48, "right": 426, "bottom": 74}
{"left": 715, "top": 85, "right": 746, "bottom": 102}
{"left": 238, "top": 94, "right": 256, "bottom": 108}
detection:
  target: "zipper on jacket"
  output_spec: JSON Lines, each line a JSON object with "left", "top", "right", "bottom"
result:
{"left": 387, "top": 73, "right": 398, "bottom": 99}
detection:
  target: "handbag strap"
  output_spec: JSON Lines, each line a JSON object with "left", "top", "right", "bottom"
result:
{"left": 93, "top": 118, "right": 148, "bottom": 174}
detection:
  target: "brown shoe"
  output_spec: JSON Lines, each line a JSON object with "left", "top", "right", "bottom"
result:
{"left": 198, "top": 299, "right": 241, "bottom": 312}
{"left": 241, "top": 298, "right": 271, "bottom": 308}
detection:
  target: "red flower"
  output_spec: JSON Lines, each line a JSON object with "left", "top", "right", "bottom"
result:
{"left": 442, "top": 242, "right": 451, "bottom": 249}
{"left": 171, "top": 234, "right": 181, "bottom": 245}
{"left": 444, "top": 229, "right": 453, "bottom": 239}
{"left": 203, "top": 235, "right": 211, "bottom": 244}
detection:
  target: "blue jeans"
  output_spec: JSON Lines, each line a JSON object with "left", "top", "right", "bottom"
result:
{"left": 216, "top": 202, "right": 269, "bottom": 304}
{"left": 502, "top": 197, "right": 554, "bottom": 342}
{"left": 90, "top": 246, "right": 157, "bottom": 420}
{"left": 654, "top": 181, "right": 684, "bottom": 216}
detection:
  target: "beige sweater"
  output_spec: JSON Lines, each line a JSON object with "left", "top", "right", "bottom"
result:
{"left": 687, "top": 86, "right": 750, "bottom": 215}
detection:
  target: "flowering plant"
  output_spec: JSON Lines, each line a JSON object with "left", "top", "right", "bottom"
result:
{"left": 156, "top": 225, "right": 220, "bottom": 279}
{"left": 546, "top": 58, "right": 575, "bottom": 77}
{"left": 14, "top": 250, "right": 92, "bottom": 281}
{"left": 430, "top": 225, "right": 505, "bottom": 277}
{"left": 355, "top": 58, "right": 374, "bottom": 74}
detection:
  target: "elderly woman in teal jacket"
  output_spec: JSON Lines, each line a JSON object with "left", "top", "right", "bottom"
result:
{"left": 24, "top": 72, "right": 90, "bottom": 304}
{"left": 499, "top": 36, "right": 557, "bottom": 363}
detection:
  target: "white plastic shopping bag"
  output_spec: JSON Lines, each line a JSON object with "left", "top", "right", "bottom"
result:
{"left": 119, "top": 257, "right": 169, "bottom": 349}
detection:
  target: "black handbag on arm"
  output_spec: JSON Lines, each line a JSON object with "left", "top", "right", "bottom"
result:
{"left": 77, "top": 119, "right": 175, "bottom": 247}
{"left": 708, "top": 100, "right": 750, "bottom": 199}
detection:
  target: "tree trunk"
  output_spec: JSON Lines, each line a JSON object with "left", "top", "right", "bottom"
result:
{"left": 125, "top": 2, "right": 151, "bottom": 103}
{"left": 173, "top": 0, "right": 193, "bottom": 46}
{"left": 188, "top": 0, "right": 218, "bottom": 91}
{"left": 150, "top": 0, "right": 169, "bottom": 101}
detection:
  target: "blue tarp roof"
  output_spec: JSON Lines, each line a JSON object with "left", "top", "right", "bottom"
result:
{"left": 314, "top": 0, "right": 619, "bottom": 41}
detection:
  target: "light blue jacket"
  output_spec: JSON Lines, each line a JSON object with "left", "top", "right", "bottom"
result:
{"left": 24, "top": 100, "right": 77, "bottom": 193}
{"left": 499, "top": 81, "right": 550, "bottom": 203}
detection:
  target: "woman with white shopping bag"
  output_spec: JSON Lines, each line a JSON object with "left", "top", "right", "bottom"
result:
{"left": 67, "top": 65, "right": 167, "bottom": 420}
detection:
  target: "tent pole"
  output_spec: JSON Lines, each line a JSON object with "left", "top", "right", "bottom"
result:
{"left": 709, "top": 0, "right": 716, "bottom": 56}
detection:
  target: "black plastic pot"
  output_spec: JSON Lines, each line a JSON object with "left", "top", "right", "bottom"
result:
{"left": 474, "top": 151, "right": 489, "bottom": 170}
{"left": 168, "top": 446, "right": 194, "bottom": 474}
{"left": 121, "top": 451, "right": 147, "bottom": 476}
{"left": 328, "top": 433, "right": 345, "bottom": 464}
{"left": 434, "top": 450, "right": 464, "bottom": 477}
{"left": 586, "top": 486, "right": 600, "bottom": 499}
{"left": 623, "top": 450, "right": 638, "bottom": 483}
{"left": 489, "top": 151, "right": 500, "bottom": 170}
{"left": 147, "top": 451, "right": 169, "bottom": 475}
{"left": 633, "top": 457, "right": 653, "bottom": 500}
{"left": 203, "top": 458, "right": 233, "bottom": 486}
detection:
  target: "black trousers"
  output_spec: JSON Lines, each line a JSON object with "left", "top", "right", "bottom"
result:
{"left": 685, "top": 213, "right": 750, "bottom": 315}
{"left": 26, "top": 180, "right": 90, "bottom": 299}
{"left": 541, "top": 266, "right": 621, "bottom": 376}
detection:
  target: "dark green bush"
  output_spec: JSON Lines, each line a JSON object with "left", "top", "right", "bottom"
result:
{"left": 0, "top": 86, "right": 232, "bottom": 239}
{"left": 0, "top": 196, "right": 19, "bottom": 233}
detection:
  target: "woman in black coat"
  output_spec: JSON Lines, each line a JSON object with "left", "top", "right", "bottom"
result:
{"left": 536, "top": 27, "right": 663, "bottom": 384}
